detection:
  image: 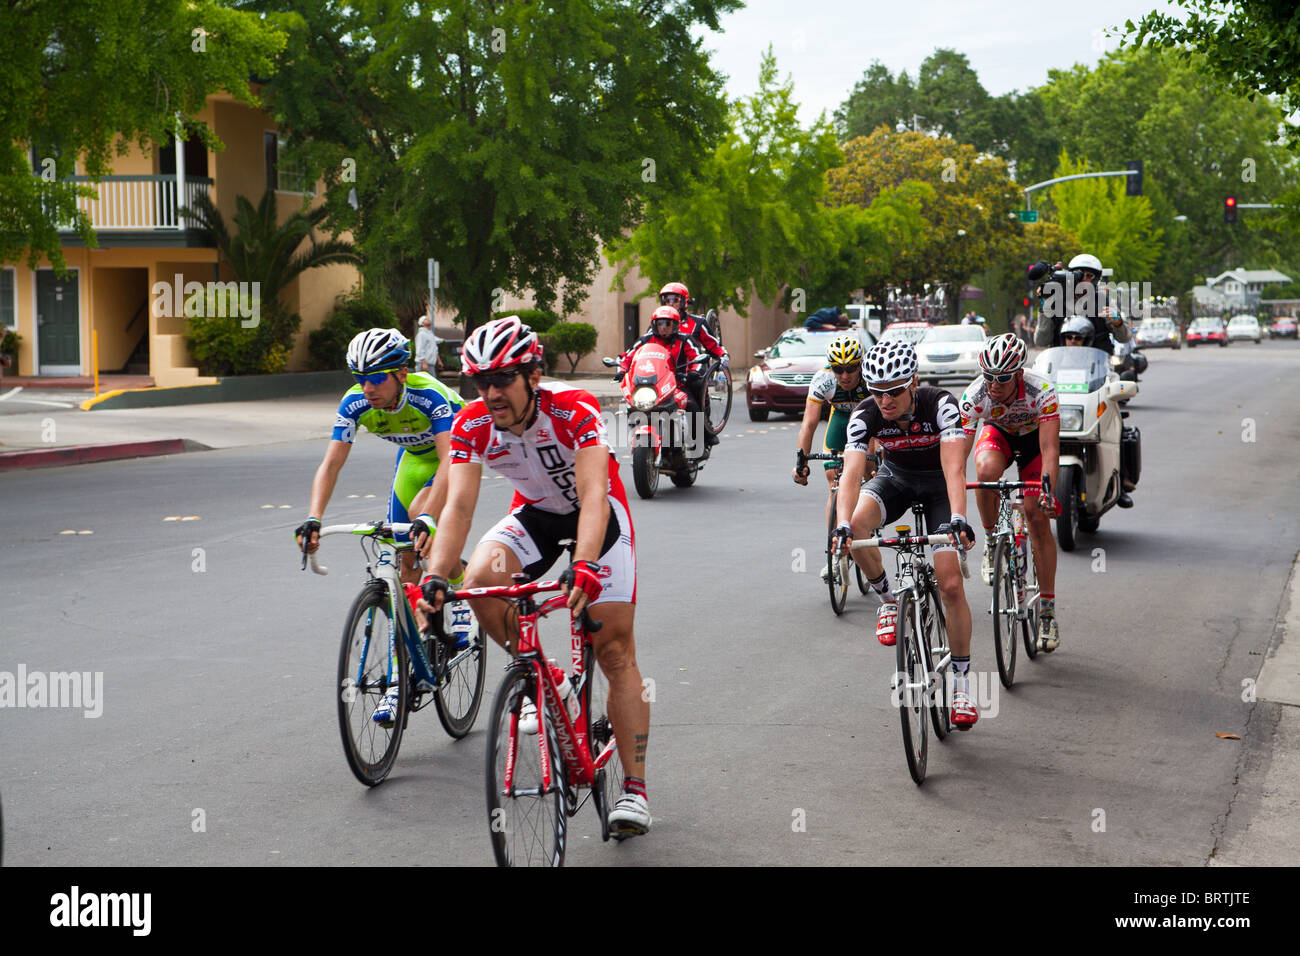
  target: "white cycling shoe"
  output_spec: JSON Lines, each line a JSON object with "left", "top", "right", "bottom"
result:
{"left": 372, "top": 688, "right": 400, "bottom": 726}
{"left": 607, "top": 792, "right": 652, "bottom": 839}
{"left": 517, "top": 698, "right": 539, "bottom": 735}
{"left": 980, "top": 546, "right": 995, "bottom": 585}
{"left": 1037, "top": 616, "right": 1060, "bottom": 652}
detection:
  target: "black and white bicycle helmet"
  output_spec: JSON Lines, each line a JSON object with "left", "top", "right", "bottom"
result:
{"left": 461, "top": 315, "right": 544, "bottom": 374}
{"left": 864, "top": 340, "right": 918, "bottom": 385}
{"left": 347, "top": 328, "right": 410, "bottom": 373}
{"left": 979, "top": 333, "right": 1027, "bottom": 374}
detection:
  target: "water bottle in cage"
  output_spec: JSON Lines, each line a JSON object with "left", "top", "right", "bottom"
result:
{"left": 1013, "top": 506, "right": 1028, "bottom": 601}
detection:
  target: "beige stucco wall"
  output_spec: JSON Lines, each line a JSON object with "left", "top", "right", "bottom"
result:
{"left": 92, "top": 266, "right": 149, "bottom": 370}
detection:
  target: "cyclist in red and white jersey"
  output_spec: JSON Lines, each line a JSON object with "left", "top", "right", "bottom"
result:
{"left": 959, "top": 333, "right": 1063, "bottom": 651}
{"left": 419, "top": 316, "right": 652, "bottom": 838}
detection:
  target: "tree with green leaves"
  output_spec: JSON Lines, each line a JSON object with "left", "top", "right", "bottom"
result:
{"left": 1047, "top": 151, "right": 1162, "bottom": 279}
{"left": 0, "top": 0, "right": 283, "bottom": 272}
{"left": 181, "top": 189, "right": 360, "bottom": 374}
{"left": 825, "top": 128, "right": 1021, "bottom": 316}
{"left": 1036, "top": 45, "right": 1296, "bottom": 294}
{"left": 834, "top": 62, "right": 916, "bottom": 141}
{"left": 607, "top": 49, "right": 865, "bottom": 318}
{"left": 246, "top": 0, "right": 739, "bottom": 338}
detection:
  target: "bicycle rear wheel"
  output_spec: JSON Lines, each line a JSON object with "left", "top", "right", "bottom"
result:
{"left": 583, "top": 644, "right": 623, "bottom": 842}
{"left": 894, "top": 590, "right": 927, "bottom": 784}
{"left": 433, "top": 602, "right": 487, "bottom": 739}
{"left": 922, "top": 578, "right": 951, "bottom": 740}
{"left": 991, "top": 538, "right": 1018, "bottom": 688}
{"left": 826, "top": 509, "right": 849, "bottom": 615}
{"left": 707, "top": 364, "right": 733, "bottom": 433}
{"left": 337, "top": 583, "right": 408, "bottom": 786}
{"left": 486, "top": 666, "right": 567, "bottom": 867}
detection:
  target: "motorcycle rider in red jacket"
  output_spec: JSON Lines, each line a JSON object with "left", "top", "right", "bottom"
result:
{"left": 618, "top": 305, "right": 719, "bottom": 447}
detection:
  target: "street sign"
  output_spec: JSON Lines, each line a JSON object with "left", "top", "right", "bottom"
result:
{"left": 1017, "top": 210, "right": 1038, "bottom": 223}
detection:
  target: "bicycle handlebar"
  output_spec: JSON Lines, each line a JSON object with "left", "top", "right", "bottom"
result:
{"left": 965, "top": 480, "right": 1041, "bottom": 491}
{"left": 304, "top": 522, "right": 416, "bottom": 575}
{"left": 443, "top": 579, "right": 603, "bottom": 634}
{"left": 850, "top": 534, "right": 970, "bottom": 578}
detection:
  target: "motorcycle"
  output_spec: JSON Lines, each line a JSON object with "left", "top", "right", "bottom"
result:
{"left": 602, "top": 344, "right": 713, "bottom": 499}
{"left": 1030, "top": 346, "right": 1141, "bottom": 551}
{"left": 1109, "top": 337, "right": 1147, "bottom": 390}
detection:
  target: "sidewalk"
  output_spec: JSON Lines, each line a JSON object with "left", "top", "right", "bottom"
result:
{"left": 0, "top": 374, "right": 670, "bottom": 471}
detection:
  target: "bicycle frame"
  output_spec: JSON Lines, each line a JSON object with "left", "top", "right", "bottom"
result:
{"left": 311, "top": 522, "right": 462, "bottom": 699}
{"left": 967, "top": 482, "right": 1042, "bottom": 623}
{"left": 450, "top": 581, "right": 617, "bottom": 799}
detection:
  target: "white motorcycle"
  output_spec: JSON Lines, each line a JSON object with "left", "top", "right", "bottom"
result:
{"left": 1030, "top": 346, "right": 1141, "bottom": 551}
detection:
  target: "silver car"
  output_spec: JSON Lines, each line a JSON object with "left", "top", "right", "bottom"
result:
{"left": 915, "top": 324, "right": 987, "bottom": 384}
{"left": 1134, "top": 317, "right": 1180, "bottom": 349}
{"left": 1226, "top": 315, "right": 1262, "bottom": 344}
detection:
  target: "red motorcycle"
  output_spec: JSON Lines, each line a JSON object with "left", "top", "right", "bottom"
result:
{"left": 602, "top": 343, "right": 713, "bottom": 499}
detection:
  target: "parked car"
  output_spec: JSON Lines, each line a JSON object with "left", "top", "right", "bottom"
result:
{"left": 746, "top": 327, "right": 874, "bottom": 422}
{"left": 1268, "top": 316, "right": 1298, "bottom": 339}
{"left": 1186, "top": 317, "right": 1228, "bottom": 347}
{"left": 1134, "top": 317, "right": 1180, "bottom": 349}
{"left": 915, "top": 324, "right": 986, "bottom": 384}
{"left": 1225, "top": 315, "right": 1263, "bottom": 344}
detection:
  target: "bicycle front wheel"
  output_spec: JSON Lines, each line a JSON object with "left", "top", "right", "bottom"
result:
{"left": 337, "top": 583, "right": 408, "bottom": 786}
{"left": 707, "top": 364, "right": 733, "bottom": 433}
{"left": 894, "top": 590, "right": 927, "bottom": 785}
{"left": 583, "top": 644, "right": 624, "bottom": 842}
{"left": 922, "top": 578, "right": 951, "bottom": 740}
{"left": 826, "top": 510, "right": 849, "bottom": 615}
{"left": 991, "top": 538, "right": 1018, "bottom": 688}
{"left": 433, "top": 604, "right": 487, "bottom": 739}
{"left": 486, "top": 667, "right": 567, "bottom": 867}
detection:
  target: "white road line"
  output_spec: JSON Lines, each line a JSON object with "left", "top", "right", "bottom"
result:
{"left": 15, "top": 397, "right": 75, "bottom": 408}
{"left": 0, "top": 387, "right": 22, "bottom": 402}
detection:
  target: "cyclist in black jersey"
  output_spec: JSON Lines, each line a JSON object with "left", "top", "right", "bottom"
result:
{"left": 832, "top": 341, "right": 981, "bottom": 729}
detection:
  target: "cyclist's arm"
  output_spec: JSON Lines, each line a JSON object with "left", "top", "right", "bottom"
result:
{"left": 837, "top": 448, "right": 868, "bottom": 528}
{"left": 307, "top": 439, "right": 352, "bottom": 520}
{"left": 795, "top": 398, "right": 822, "bottom": 455}
{"left": 940, "top": 438, "right": 968, "bottom": 523}
{"left": 427, "top": 457, "right": 481, "bottom": 581}
{"left": 1036, "top": 417, "right": 1060, "bottom": 503}
{"left": 572, "top": 444, "right": 612, "bottom": 566}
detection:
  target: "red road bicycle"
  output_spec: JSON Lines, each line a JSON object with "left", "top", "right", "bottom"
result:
{"left": 434, "top": 576, "right": 623, "bottom": 867}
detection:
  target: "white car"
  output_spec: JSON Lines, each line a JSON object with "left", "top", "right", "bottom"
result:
{"left": 877, "top": 321, "right": 932, "bottom": 346}
{"left": 915, "top": 324, "right": 986, "bottom": 384}
{"left": 1226, "top": 315, "right": 1262, "bottom": 344}
{"left": 1134, "top": 317, "right": 1180, "bottom": 349}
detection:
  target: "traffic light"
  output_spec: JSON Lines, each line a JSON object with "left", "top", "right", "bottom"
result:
{"left": 1225, "top": 195, "right": 1238, "bottom": 223}
{"left": 1022, "top": 297, "right": 1031, "bottom": 307}
{"left": 1126, "top": 160, "right": 1143, "bottom": 196}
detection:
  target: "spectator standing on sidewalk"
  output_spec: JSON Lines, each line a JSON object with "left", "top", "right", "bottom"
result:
{"left": 1013, "top": 313, "right": 1031, "bottom": 347}
{"left": 415, "top": 314, "right": 442, "bottom": 375}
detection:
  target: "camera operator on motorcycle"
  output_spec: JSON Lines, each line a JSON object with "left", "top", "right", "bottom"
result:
{"left": 1029, "top": 253, "right": 1132, "bottom": 356}
{"left": 618, "top": 305, "right": 719, "bottom": 447}
{"left": 831, "top": 341, "right": 982, "bottom": 729}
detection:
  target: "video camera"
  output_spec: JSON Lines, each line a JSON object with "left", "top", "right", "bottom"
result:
{"left": 1027, "top": 261, "right": 1103, "bottom": 319}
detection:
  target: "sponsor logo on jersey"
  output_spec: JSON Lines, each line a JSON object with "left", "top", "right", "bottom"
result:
{"left": 463, "top": 413, "right": 493, "bottom": 430}
{"left": 537, "top": 428, "right": 551, "bottom": 442}
{"left": 991, "top": 406, "right": 1006, "bottom": 417}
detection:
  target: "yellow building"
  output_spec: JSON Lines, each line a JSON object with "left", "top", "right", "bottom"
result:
{"left": 2, "top": 92, "right": 358, "bottom": 387}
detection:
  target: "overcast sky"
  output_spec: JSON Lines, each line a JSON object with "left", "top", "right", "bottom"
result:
{"left": 699, "top": 0, "right": 1185, "bottom": 125}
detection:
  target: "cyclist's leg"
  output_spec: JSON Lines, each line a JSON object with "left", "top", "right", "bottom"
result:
{"left": 389, "top": 448, "right": 439, "bottom": 585}
{"left": 1019, "top": 450, "right": 1057, "bottom": 643}
{"left": 462, "top": 507, "right": 566, "bottom": 653}
{"left": 972, "top": 425, "right": 1011, "bottom": 532}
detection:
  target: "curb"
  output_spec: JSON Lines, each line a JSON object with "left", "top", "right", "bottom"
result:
{"left": 0, "top": 438, "right": 208, "bottom": 471}
{"left": 83, "top": 370, "right": 356, "bottom": 410}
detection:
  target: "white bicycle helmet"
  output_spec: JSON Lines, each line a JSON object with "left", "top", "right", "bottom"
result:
{"left": 1061, "top": 316, "right": 1094, "bottom": 343}
{"left": 865, "top": 340, "right": 918, "bottom": 385}
{"left": 1068, "top": 253, "right": 1103, "bottom": 276}
{"left": 979, "top": 333, "right": 1027, "bottom": 374}
{"left": 461, "top": 315, "right": 544, "bottom": 374}
{"left": 347, "top": 328, "right": 410, "bottom": 373}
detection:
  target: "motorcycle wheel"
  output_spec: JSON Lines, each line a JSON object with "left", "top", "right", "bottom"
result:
{"left": 632, "top": 441, "right": 659, "bottom": 499}
{"left": 1055, "top": 465, "right": 1080, "bottom": 553}
{"left": 670, "top": 450, "right": 698, "bottom": 488}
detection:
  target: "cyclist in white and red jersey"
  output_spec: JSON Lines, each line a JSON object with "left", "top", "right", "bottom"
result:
{"left": 419, "top": 316, "right": 652, "bottom": 839}
{"left": 959, "top": 333, "right": 1063, "bottom": 651}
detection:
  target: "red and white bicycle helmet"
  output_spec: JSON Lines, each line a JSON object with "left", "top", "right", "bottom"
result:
{"left": 979, "top": 333, "right": 1027, "bottom": 374}
{"left": 461, "top": 316, "right": 544, "bottom": 374}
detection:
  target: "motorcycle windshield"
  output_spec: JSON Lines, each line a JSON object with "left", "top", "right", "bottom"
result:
{"left": 1030, "top": 346, "right": 1110, "bottom": 394}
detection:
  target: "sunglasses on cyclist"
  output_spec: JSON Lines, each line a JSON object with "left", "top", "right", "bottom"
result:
{"left": 868, "top": 382, "right": 910, "bottom": 398}
{"left": 831, "top": 363, "right": 861, "bottom": 375}
{"left": 471, "top": 367, "right": 523, "bottom": 390}
{"left": 983, "top": 371, "right": 1018, "bottom": 384}
{"left": 353, "top": 371, "right": 395, "bottom": 386}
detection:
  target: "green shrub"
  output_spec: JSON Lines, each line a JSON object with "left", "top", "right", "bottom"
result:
{"left": 1, "top": 330, "right": 20, "bottom": 354}
{"left": 541, "top": 321, "right": 599, "bottom": 374}
{"left": 308, "top": 292, "right": 400, "bottom": 371}
{"left": 185, "top": 289, "right": 302, "bottom": 377}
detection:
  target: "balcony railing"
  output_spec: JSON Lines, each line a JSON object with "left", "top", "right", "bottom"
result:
{"left": 54, "top": 175, "right": 213, "bottom": 231}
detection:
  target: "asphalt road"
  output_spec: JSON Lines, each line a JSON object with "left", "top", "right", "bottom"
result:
{"left": 2, "top": 340, "right": 1297, "bottom": 866}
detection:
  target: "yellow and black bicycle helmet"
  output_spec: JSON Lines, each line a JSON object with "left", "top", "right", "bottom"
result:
{"left": 826, "top": 334, "right": 864, "bottom": 367}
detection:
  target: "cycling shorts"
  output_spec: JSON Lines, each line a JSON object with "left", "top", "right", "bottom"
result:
{"left": 974, "top": 425, "right": 1042, "bottom": 496}
{"left": 822, "top": 411, "right": 850, "bottom": 471}
{"left": 388, "top": 447, "right": 439, "bottom": 541}
{"left": 861, "top": 462, "right": 955, "bottom": 552}
{"left": 480, "top": 494, "right": 637, "bottom": 605}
